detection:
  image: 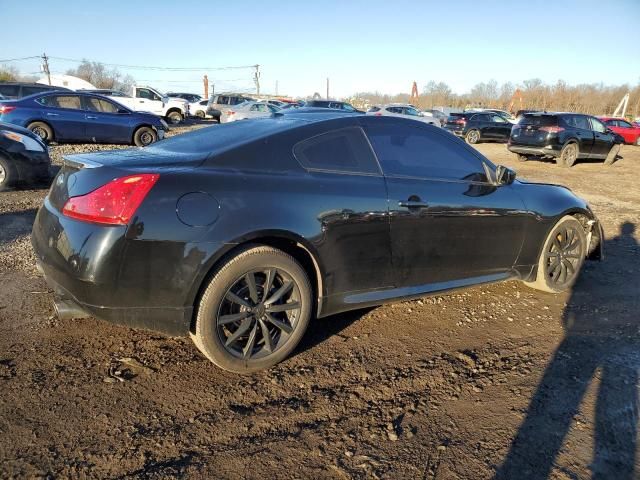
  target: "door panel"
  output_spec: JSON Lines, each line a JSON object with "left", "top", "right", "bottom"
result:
{"left": 43, "top": 95, "right": 86, "bottom": 141}
{"left": 83, "top": 97, "right": 132, "bottom": 143}
{"left": 589, "top": 117, "right": 614, "bottom": 157}
{"left": 386, "top": 177, "right": 526, "bottom": 287}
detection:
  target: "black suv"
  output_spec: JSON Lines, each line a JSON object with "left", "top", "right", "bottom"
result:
{"left": 508, "top": 113, "right": 624, "bottom": 167}
{"left": 0, "top": 82, "right": 69, "bottom": 100}
{"left": 444, "top": 111, "right": 513, "bottom": 144}
{"left": 304, "top": 100, "right": 363, "bottom": 113}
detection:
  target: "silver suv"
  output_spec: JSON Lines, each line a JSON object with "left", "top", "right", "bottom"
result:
{"left": 206, "top": 94, "right": 255, "bottom": 123}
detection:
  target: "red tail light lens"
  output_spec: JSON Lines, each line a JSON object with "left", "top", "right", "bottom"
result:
{"left": 62, "top": 174, "right": 159, "bottom": 225}
{"left": 0, "top": 105, "right": 17, "bottom": 114}
{"left": 539, "top": 126, "right": 564, "bottom": 133}
{"left": 375, "top": 112, "right": 382, "bottom": 116}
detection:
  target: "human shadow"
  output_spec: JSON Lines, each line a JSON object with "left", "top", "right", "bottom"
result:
{"left": 496, "top": 222, "right": 640, "bottom": 479}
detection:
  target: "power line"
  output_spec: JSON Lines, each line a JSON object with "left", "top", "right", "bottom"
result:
{"left": 49, "top": 56, "right": 258, "bottom": 72}
{"left": 0, "top": 56, "right": 40, "bottom": 63}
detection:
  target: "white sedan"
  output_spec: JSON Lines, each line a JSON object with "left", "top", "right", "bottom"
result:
{"left": 220, "top": 101, "right": 280, "bottom": 123}
{"left": 366, "top": 104, "right": 440, "bottom": 126}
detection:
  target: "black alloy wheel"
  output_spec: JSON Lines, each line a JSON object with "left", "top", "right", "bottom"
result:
{"left": 525, "top": 215, "right": 586, "bottom": 293}
{"left": 192, "top": 245, "right": 312, "bottom": 373}
{"left": 217, "top": 268, "right": 301, "bottom": 360}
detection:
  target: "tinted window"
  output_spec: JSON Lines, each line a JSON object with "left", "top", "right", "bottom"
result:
{"left": 366, "top": 123, "right": 487, "bottom": 181}
{"left": 367, "top": 106, "right": 380, "bottom": 113}
{"left": 215, "top": 96, "right": 228, "bottom": 105}
{"left": 342, "top": 103, "right": 355, "bottom": 112}
{"left": 521, "top": 114, "right": 558, "bottom": 127}
{"left": 44, "top": 95, "right": 82, "bottom": 110}
{"left": 571, "top": 115, "right": 591, "bottom": 130}
{"left": 293, "top": 127, "right": 380, "bottom": 175}
{"left": 604, "top": 119, "right": 617, "bottom": 127}
{"left": 84, "top": 97, "right": 119, "bottom": 113}
{"left": 404, "top": 107, "right": 421, "bottom": 116}
{"left": 491, "top": 114, "right": 507, "bottom": 123}
{"left": 473, "top": 114, "right": 491, "bottom": 122}
{"left": 387, "top": 107, "right": 402, "bottom": 114}
{"left": 22, "top": 86, "right": 50, "bottom": 96}
{"left": 0, "top": 85, "right": 19, "bottom": 98}
{"left": 589, "top": 117, "right": 606, "bottom": 133}
{"left": 618, "top": 120, "right": 632, "bottom": 128}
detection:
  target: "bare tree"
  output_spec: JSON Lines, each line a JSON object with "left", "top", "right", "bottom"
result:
{"left": 0, "top": 65, "right": 19, "bottom": 82}
{"left": 66, "top": 60, "right": 135, "bottom": 92}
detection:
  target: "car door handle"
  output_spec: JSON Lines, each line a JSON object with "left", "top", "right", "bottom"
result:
{"left": 86, "top": 115, "right": 98, "bottom": 120}
{"left": 399, "top": 200, "right": 429, "bottom": 209}
{"left": 46, "top": 113, "right": 59, "bottom": 117}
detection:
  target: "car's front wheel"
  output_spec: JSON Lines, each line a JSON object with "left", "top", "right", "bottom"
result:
{"left": 133, "top": 127, "right": 157, "bottom": 147}
{"left": 465, "top": 129, "right": 480, "bottom": 144}
{"left": 192, "top": 245, "right": 312, "bottom": 373}
{"left": 27, "top": 122, "right": 53, "bottom": 142}
{"left": 604, "top": 144, "right": 621, "bottom": 165}
{"left": 0, "top": 155, "right": 17, "bottom": 192}
{"left": 524, "top": 215, "right": 586, "bottom": 293}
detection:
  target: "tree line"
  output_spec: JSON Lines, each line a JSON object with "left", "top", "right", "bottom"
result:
{"left": 350, "top": 79, "right": 640, "bottom": 118}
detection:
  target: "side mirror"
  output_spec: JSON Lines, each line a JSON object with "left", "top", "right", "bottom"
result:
{"left": 495, "top": 165, "right": 516, "bottom": 185}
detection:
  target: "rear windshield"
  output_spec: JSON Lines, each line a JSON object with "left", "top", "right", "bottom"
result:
{"left": 519, "top": 114, "right": 557, "bottom": 126}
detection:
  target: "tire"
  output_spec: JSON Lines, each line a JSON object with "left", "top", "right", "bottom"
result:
{"left": 559, "top": 142, "right": 579, "bottom": 167}
{"left": 524, "top": 215, "right": 586, "bottom": 293}
{"left": 636, "top": 136, "right": 640, "bottom": 146}
{"left": 192, "top": 245, "right": 312, "bottom": 373}
{"left": 0, "top": 155, "right": 17, "bottom": 192}
{"left": 517, "top": 154, "right": 529, "bottom": 162}
{"left": 166, "top": 111, "right": 183, "bottom": 125}
{"left": 465, "top": 129, "right": 480, "bottom": 144}
{"left": 27, "top": 122, "right": 53, "bottom": 142}
{"left": 604, "top": 144, "right": 621, "bottom": 165}
{"left": 133, "top": 127, "right": 157, "bottom": 147}
{"left": 195, "top": 110, "right": 205, "bottom": 119}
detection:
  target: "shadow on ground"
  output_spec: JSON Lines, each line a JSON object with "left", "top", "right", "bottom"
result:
{"left": 496, "top": 222, "right": 640, "bottom": 479}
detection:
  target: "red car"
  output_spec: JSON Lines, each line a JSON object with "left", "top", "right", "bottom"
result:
{"left": 599, "top": 117, "right": 640, "bottom": 145}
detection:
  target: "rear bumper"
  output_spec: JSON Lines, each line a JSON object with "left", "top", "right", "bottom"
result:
{"left": 31, "top": 198, "right": 217, "bottom": 337}
{"left": 507, "top": 144, "right": 561, "bottom": 157}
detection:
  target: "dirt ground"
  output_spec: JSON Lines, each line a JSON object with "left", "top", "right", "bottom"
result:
{"left": 1, "top": 124, "right": 639, "bottom": 479}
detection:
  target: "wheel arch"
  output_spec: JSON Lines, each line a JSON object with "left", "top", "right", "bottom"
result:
{"left": 187, "top": 230, "right": 325, "bottom": 333}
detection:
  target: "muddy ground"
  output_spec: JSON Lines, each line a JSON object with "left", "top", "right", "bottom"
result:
{"left": 1, "top": 123, "right": 639, "bottom": 479}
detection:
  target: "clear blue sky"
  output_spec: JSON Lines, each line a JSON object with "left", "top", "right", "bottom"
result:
{"left": 1, "top": 0, "right": 639, "bottom": 98}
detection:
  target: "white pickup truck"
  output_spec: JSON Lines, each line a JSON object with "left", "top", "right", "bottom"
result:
{"left": 84, "top": 86, "right": 189, "bottom": 124}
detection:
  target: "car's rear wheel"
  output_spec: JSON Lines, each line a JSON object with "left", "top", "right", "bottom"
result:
{"left": 465, "top": 129, "right": 480, "bottom": 144}
{"left": 167, "top": 111, "right": 183, "bottom": 125}
{"left": 524, "top": 215, "right": 586, "bottom": 293}
{"left": 195, "top": 110, "right": 205, "bottom": 119}
{"left": 192, "top": 245, "right": 312, "bottom": 373}
{"left": 27, "top": 122, "right": 53, "bottom": 142}
{"left": 604, "top": 144, "right": 621, "bottom": 165}
{"left": 133, "top": 127, "right": 157, "bottom": 147}
{"left": 0, "top": 155, "right": 17, "bottom": 192}
{"left": 559, "top": 142, "right": 578, "bottom": 167}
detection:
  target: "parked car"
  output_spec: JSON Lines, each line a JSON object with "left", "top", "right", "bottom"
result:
{"left": 32, "top": 112, "right": 603, "bottom": 373}
{"left": 422, "top": 109, "right": 448, "bottom": 126}
{"left": 515, "top": 109, "right": 539, "bottom": 120}
{"left": 0, "top": 121, "right": 51, "bottom": 191}
{"left": 0, "top": 91, "right": 168, "bottom": 146}
{"left": 189, "top": 99, "right": 210, "bottom": 118}
{"left": 304, "top": 99, "right": 363, "bottom": 113}
{"left": 85, "top": 87, "right": 188, "bottom": 125}
{"left": 367, "top": 104, "right": 440, "bottom": 126}
{"left": 599, "top": 117, "right": 640, "bottom": 145}
{"left": 444, "top": 111, "right": 512, "bottom": 144}
{"left": 0, "top": 82, "right": 70, "bottom": 100}
{"left": 206, "top": 94, "right": 256, "bottom": 123}
{"left": 167, "top": 92, "right": 203, "bottom": 103}
{"left": 220, "top": 101, "right": 280, "bottom": 123}
{"left": 508, "top": 113, "right": 624, "bottom": 166}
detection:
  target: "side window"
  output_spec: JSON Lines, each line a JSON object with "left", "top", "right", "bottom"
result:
{"left": 366, "top": 123, "right": 488, "bottom": 182}
{"left": 267, "top": 105, "right": 279, "bottom": 113}
{"left": 473, "top": 114, "right": 490, "bottom": 122}
{"left": 22, "top": 86, "right": 49, "bottom": 97}
{"left": 0, "top": 85, "right": 20, "bottom": 98}
{"left": 84, "top": 97, "right": 119, "bottom": 113}
{"left": 48, "top": 95, "right": 82, "bottom": 110}
{"left": 387, "top": 107, "right": 402, "bottom": 114}
{"left": 604, "top": 119, "right": 616, "bottom": 127}
{"left": 293, "top": 127, "right": 380, "bottom": 175}
{"left": 491, "top": 114, "right": 507, "bottom": 123}
{"left": 618, "top": 120, "right": 632, "bottom": 128}
{"left": 573, "top": 116, "right": 591, "bottom": 130}
{"left": 589, "top": 117, "right": 606, "bottom": 133}
{"left": 404, "top": 107, "right": 420, "bottom": 116}
{"left": 136, "top": 88, "right": 152, "bottom": 100}
{"left": 342, "top": 103, "right": 355, "bottom": 112}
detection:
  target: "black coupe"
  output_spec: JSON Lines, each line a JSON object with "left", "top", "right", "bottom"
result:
{"left": 32, "top": 112, "right": 603, "bottom": 372}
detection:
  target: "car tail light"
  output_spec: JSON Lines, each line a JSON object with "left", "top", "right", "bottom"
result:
{"left": 375, "top": 112, "right": 382, "bottom": 116}
{"left": 0, "top": 105, "right": 16, "bottom": 114}
{"left": 454, "top": 118, "right": 466, "bottom": 125}
{"left": 539, "top": 126, "right": 564, "bottom": 133}
{"left": 62, "top": 174, "right": 159, "bottom": 225}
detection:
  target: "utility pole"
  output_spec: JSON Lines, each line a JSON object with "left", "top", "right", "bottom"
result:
{"left": 203, "top": 75, "right": 209, "bottom": 99}
{"left": 326, "top": 77, "right": 329, "bottom": 99}
{"left": 253, "top": 64, "right": 260, "bottom": 96}
{"left": 41, "top": 53, "right": 51, "bottom": 85}
{"left": 275, "top": 80, "right": 278, "bottom": 96}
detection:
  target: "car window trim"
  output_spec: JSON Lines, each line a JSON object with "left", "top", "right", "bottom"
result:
{"left": 292, "top": 126, "right": 383, "bottom": 177}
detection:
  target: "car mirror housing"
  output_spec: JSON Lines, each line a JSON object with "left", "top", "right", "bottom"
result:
{"left": 496, "top": 165, "right": 516, "bottom": 185}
